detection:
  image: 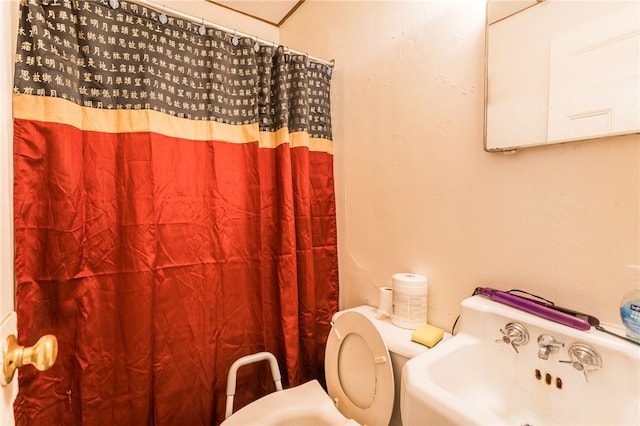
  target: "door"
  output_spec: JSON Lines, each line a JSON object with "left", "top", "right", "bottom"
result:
{"left": 1, "top": 1, "right": 19, "bottom": 424}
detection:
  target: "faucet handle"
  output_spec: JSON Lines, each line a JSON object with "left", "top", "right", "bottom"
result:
{"left": 559, "top": 343, "right": 602, "bottom": 382}
{"left": 496, "top": 322, "right": 529, "bottom": 354}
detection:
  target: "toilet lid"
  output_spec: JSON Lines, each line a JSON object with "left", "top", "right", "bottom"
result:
{"left": 325, "top": 311, "right": 394, "bottom": 426}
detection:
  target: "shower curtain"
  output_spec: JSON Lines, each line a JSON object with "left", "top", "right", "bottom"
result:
{"left": 11, "top": 0, "right": 337, "bottom": 424}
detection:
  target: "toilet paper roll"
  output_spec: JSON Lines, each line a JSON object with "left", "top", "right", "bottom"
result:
{"left": 377, "top": 287, "right": 393, "bottom": 317}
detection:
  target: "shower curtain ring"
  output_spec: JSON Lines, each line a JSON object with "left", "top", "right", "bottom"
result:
{"left": 159, "top": 5, "right": 168, "bottom": 25}
{"left": 305, "top": 53, "right": 311, "bottom": 67}
{"left": 231, "top": 30, "right": 239, "bottom": 46}
{"left": 327, "top": 59, "right": 335, "bottom": 76}
{"left": 199, "top": 18, "right": 206, "bottom": 36}
{"left": 253, "top": 37, "right": 260, "bottom": 53}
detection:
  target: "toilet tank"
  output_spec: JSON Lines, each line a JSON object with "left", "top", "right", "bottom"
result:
{"left": 333, "top": 305, "right": 440, "bottom": 426}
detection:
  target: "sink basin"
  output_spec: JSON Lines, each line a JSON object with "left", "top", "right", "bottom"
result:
{"left": 401, "top": 295, "right": 640, "bottom": 426}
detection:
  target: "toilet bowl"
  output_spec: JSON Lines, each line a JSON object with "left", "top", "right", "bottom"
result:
{"left": 221, "top": 305, "right": 431, "bottom": 426}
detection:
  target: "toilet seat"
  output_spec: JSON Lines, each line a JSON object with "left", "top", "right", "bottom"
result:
{"left": 325, "top": 311, "right": 394, "bottom": 426}
{"left": 220, "top": 380, "right": 355, "bottom": 426}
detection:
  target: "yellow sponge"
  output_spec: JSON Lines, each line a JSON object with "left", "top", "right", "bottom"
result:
{"left": 411, "top": 323, "right": 444, "bottom": 348}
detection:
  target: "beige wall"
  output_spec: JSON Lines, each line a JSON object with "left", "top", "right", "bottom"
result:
{"left": 280, "top": 1, "right": 640, "bottom": 330}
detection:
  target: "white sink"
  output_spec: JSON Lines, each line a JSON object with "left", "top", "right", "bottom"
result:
{"left": 401, "top": 295, "right": 640, "bottom": 426}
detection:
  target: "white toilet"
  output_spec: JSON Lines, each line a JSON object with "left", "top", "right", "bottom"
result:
{"left": 221, "top": 305, "right": 430, "bottom": 426}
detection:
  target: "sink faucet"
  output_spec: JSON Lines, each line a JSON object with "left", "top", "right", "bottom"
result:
{"left": 537, "top": 334, "right": 564, "bottom": 359}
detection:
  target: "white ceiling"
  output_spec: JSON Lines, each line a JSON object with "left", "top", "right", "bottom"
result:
{"left": 207, "top": 0, "right": 305, "bottom": 26}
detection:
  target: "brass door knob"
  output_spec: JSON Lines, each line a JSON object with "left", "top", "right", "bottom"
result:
{"left": 2, "top": 334, "right": 58, "bottom": 385}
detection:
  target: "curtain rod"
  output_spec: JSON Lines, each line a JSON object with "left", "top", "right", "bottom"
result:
{"left": 130, "top": 0, "right": 335, "bottom": 68}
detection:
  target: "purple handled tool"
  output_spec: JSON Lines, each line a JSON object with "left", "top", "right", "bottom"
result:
{"left": 475, "top": 287, "right": 591, "bottom": 331}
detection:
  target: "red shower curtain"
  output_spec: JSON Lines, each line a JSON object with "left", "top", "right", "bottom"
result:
{"left": 12, "top": 1, "right": 337, "bottom": 425}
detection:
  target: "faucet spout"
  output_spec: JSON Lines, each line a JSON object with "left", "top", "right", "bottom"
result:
{"left": 537, "top": 334, "right": 564, "bottom": 360}
{"left": 538, "top": 346, "right": 551, "bottom": 360}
